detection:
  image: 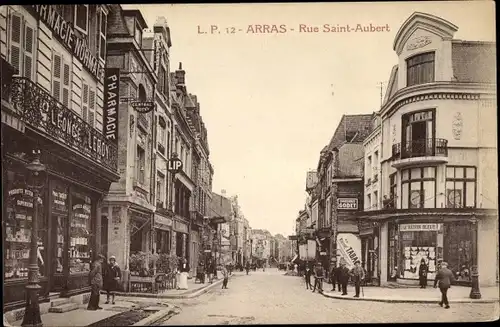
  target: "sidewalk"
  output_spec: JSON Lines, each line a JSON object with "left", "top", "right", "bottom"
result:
{"left": 321, "top": 283, "right": 499, "bottom": 303}
{"left": 115, "top": 271, "right": 242, "bottom": 299}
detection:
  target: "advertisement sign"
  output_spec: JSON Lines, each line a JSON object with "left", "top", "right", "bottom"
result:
{"left": 299, "top": 244, "right": 307, "bottom": 260}
{"left": 337, "top": 198, "right": 358, "bottom": 210}
{"left": 337, "top": 233, "right": 361, "bottom": 270}
{"left": 307, "top": 240, "right": 316, "bottom": 260}
{"left": 104, "top": 68, "right": 120, "bottom": 144}
{"left": 399, "top": 223, "right": 442, "bottom": 232}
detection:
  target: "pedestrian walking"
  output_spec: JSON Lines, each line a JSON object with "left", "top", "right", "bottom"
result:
{"left": 304, "top": 264, "right": 313, "bottom": 290}
{"left": 197, "top": 261, "right": 206, "bottom": 284}
{"left": 350, "top": 260, "right": 365, "bottom": 298}
{"left": 312, "top": 262, "right": 325, "bottom": 293}
{"left": 221, "top": 265, "right": 229, "bottom": 289}
{"left": 245, "top": 261, "right": 250, "bottom": 275}
{"left": 339, "top": 262, "right": 350, "bottom": 296}
{"left": 104, "top": 255, "right": 121, "bottom": 305}
{"left": 418, "top": 258, "right": 429, "bottom": 289}
{"left": 434, "top": 261, "right": 455, "bottom": 309}
{"left": 87, "top": 254, "right": 105, "bottom": 310}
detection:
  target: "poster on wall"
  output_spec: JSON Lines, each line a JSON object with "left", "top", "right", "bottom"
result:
{"left": 337, "top": 233, "right": 362, "bottom": 270}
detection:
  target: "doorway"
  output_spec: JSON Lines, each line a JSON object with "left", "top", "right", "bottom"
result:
{"left": 101, "top": 215, "right": 108, "bottom": 257}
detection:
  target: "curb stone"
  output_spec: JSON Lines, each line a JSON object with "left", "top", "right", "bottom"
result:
{"left": 132, "top": 306, "right": 178, "bottom": 326}
{"left": 321, "top": 292, "right": 499, "bottom": 304}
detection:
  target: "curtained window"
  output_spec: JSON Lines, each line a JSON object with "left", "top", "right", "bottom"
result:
{"left": 406, "top": 52, "right": 435, "bottom": 86}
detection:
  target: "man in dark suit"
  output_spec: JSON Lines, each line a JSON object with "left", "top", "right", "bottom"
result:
{"left": 339, "top": 262, "right": 350, "bottom": 295}
{"left": 434, "top": 261, "right": 455, "bottom": 309}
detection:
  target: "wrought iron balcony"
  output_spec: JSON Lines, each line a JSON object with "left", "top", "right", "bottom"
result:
{"left": 3, "top": 77, "right": 118, "bottom": 172}
{"left": 392, "top": 138, "right": 448, "bottom": 160}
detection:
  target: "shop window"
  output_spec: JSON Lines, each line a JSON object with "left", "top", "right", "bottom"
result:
{"left": 130, "top": 221, "right": 143, "bottom": 254}
{"left": 4, "top": 169, "right": 46, "bottom": 280}
{"left": 401, "top": 167, "right": 436, "bottom": 209}
{"left": 443, "top": 222, "right": 473, "bottom": 282}
{"left": 156, "top": 230, "right": 170, "bottom": 254}
{"left": 69, "top": 190, "right": 92, "bottom": 273}
{"left": 446, "top": 166, "right": 476, "bottom": 208}
{"left": 398, "top": 223, "right": 443, "bottom": 280}
{"left": 74, "top": 5, "right": 89, "bottom": 34}
{"left": 8, "top": 13, "right": 36, "bottom": 80}
{"left": 406, "top": 52, "right": 435, "bottom": 87}
{"left": 52, "top": 180, "right": 69, "bottom": 274}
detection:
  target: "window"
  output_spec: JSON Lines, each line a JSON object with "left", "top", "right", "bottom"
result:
{"left": 97, "top": 8, "right": 107, "bottom": 61}
{"left": 366, "top": 194, "right": 371, "bottom": 210}
{"left": 373, "top": 191, "right": 379, "bottom": 210}
{"left": 156, "top": 172, "right": 165, "bottom": 207}
{"left": 325, "top": 197, "right": 331, "bottom": 227}
{"left": 136, "top": 145, "right": 146, "bottom": 184}
{"left": 406, "top": 52, "right": 435, "bottom": 87}
{"left": 386, "top": 173, "right": 397, "bottom": 208}
{"left": 401, "top": 110, "right": 435, "bottom": 158}
{"left": 446, "top": 166, "right": 476, "bottom": 208}
{"left": 367, "top": 156, "right": 372, "bottom": 179}
{"left": 81, "top": 81, "right": 96, "bottom": 126}
{"left": 157, "top": 117, "right": 166, "bottom": 155}
{"left": 9, "top": 13, "right": 36, "bottom": 80}
{"left": 158, "top": 66, "right": 168, "bottom": 96}
{"left": 401, "top": 167, "right": 436, "bottom": 209}
{"left": 74, "top": 5, "right": 89, "bottom": 34}
{"left": 52, "top": 52, "right": 72, "bottom": 107}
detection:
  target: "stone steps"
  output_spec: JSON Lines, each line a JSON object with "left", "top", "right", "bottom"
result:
{"left": 48, "top": 302, "right": 79, "bottom": 313}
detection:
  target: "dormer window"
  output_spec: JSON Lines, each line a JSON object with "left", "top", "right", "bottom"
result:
{"left": 74, "top": 5, "right": 89, "bottom": 34}
{"left": 135, "top": 21, "right": 143, "bottom": 47}
{"left": 406, "top": 52, "right": 435, "bottom": 87}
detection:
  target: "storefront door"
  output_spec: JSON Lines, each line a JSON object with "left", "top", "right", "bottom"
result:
{"left": 50, "top": 180, "right": 69, "bottom": 292}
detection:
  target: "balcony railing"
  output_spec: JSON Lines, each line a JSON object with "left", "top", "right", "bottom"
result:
{"left": 3, "top": 77, "right": 118, "bottom": 172}
{"left": 392, "top": 138, "right": 448, "bottom": 160}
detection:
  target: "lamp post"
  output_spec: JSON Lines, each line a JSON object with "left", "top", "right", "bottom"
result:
{"left": 22, "top": 150, "right": 46, "bottom": 327}
{"left": 469, "top": 216, "right": 481, "bottom": 299}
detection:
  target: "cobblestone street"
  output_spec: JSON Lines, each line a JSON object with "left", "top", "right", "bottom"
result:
{"left": 161, "top": 271, "right": 499, "bottom": 325}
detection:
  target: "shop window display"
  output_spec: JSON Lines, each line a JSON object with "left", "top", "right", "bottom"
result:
{"left": 52, "top": 181, "right": 69, "bottom": 274}
{"left": 444, "top": 222, "right": 473, "bottom": 282}
{"left": 398, "top": 223, "right": 443, "bottom": 280}
{"left": 69, "top": 190, "right": 92, "bottom": 273}
{"left": 4, "top": 169, "right": 46, "bottom": 280}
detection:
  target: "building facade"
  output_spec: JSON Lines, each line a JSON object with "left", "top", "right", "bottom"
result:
{"left": 2, "top": 4, "right": 119, "bottom": 308}
{"left": 357, "top": 12, "right": 497, "bottom": 286}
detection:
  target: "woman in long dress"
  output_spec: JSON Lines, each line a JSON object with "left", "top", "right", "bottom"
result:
{"left": 178, "top": 257, "right": 190, "bottom": 290}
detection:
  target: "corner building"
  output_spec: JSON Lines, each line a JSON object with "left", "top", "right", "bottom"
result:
{"left": 357, "top": 12, "right": 497, "bottom": 286}
{"left": 1, "top": 5, "right": 119, "bottom": 309}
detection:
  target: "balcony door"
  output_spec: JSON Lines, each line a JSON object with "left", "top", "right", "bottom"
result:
{"left": 402, "top": 110, "right": 435, "bottom": 158}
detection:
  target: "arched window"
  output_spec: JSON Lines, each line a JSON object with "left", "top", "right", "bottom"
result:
{"left": 138, "top": 84, "right": 147, "bottom": 101}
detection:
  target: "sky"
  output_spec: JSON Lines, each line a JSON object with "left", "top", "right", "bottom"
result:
{"left": 123, "top": 1, "right": 495, "bottom": 237}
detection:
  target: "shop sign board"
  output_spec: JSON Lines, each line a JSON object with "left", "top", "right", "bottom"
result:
{"left": 131, "top": 101, "right": 155, "bottom": 113}
{"left": 307, "top": 240, "right": 316, "bottom": 259}
{"left": 175, "top": 220, "right": 188, "bottom": 233}
{"left": 154, "top": 214, "right": 173, "bottom": 230}
{"left": 337, "top": 233, "right": 362, "bottom": 270}
{"left": 104, "top": 68, "right": 120, "bottom": 145}
{"left": 399, "top": 223, "right": 442, "bottom": 232}
{"left": 337, "top": 198, "right": 358, "bottom": 210}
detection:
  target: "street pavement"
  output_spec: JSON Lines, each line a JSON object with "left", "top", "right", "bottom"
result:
{"left": 160, "top": 270, "right": 499, "bottom": 325}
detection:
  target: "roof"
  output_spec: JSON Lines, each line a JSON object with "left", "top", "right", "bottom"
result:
{"left": 208, "top": 193, "right": 232, "bottom": 222}
{"left": 451, "top": 41, "right": 496, "bottom": 83}
{"left": 326, "top": 114, "right": 373, "bottom": 152}
{"left": 122, "top": 9, "right": 148, "bottom": 29}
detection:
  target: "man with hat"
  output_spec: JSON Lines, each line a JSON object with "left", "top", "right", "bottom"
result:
{"left": 88, "top": 254, "right": 105, "bottom": 310}
{"left": 350, "top": 260, "right": 365, "bottom": 298}
{"left": 104, "top": 255, "right": 121, "bottom": 305}
{"left": 433, "top": 261, "right": 455, "bottom": 309}
{"left": 329, "top": 258, "right": 337, "bottom": 291}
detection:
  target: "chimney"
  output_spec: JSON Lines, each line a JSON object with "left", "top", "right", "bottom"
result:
{"left": 175, "top": 62, "right": 185, "bottom": 86}
{"left": 221, "top": 189, "right": 226, "bottom": 196}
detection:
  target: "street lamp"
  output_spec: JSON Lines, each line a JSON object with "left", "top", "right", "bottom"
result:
{"left": 469, "top": 216, "right": 481, "bottom": 299}
{"left": 22, "top": 150, "right": 46, "bottom": 327}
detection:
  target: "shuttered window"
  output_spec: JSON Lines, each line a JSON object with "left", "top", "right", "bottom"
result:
{"left": 9, "top": 13, "right": 36, "bottom": 79}
{"left": 9, "top": 13, "right": 22, "bottom": 75}
{"left": 23, "top": 23, "right": 35, "bottom": 80}
{"left": 89, "top": 88, "right": 95, "bottom": 128}
{"left": 62, "top": 61, "right": 71, "bottom": 107}
{"left": 52, "top": 52, "right": 62, "bottom": 102}
{"left": 82, "top": 82, "right": 89, "bottom": 122}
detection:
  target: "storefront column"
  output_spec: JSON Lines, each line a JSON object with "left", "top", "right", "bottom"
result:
{"left": 379, "top": 222, "right": 388, "bottom": 286}
{"left": 478, "top": 216, "right": 497, "bottom": 286}
{"left": 171, "top": 231, "right": 177, "bottom": 256}
{"left": 107, "top": 206, "right": 129, "bottom": 271}
{"left": 95, "top": 198, "right": 102, "bottom": 256}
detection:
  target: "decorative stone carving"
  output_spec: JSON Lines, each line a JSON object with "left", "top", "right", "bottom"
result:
{"left": 407, "top": 36, "right": 432, "bottom": 51}
{"left": 452, "top": 112, "right": 463, "bottom": 140}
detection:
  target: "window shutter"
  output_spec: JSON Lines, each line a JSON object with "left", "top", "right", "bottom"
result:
{"left": 52, "top": 52, "right": 62, "bottom": 101}
{"left": 9, "top": 13, "right": 22, "bottom": 74}
{"left": 89, "top": 88, "right": 95, "bottom": 128}
{"left": 23, "top": 23, "right": 35, "bottom": 79}
{"left": 82, "top": 83, "right": 89, "bottom": 122}
{"left": 62, "top": 61, "right": 71, "bottom": 107}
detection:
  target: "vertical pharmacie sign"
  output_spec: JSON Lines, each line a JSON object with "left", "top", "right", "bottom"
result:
{"left": 104, "top": 68, "right": 120, "bottom": 144}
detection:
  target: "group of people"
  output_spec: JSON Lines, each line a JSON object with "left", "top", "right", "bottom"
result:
{"left": 87, "top": 255, "right": 122, "bottom": 311}
{"left": 303, "top": 260, "right": 366, "bottom": 298}
{"left": 196, "top": 259, "right": 232, "bottom": 289}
